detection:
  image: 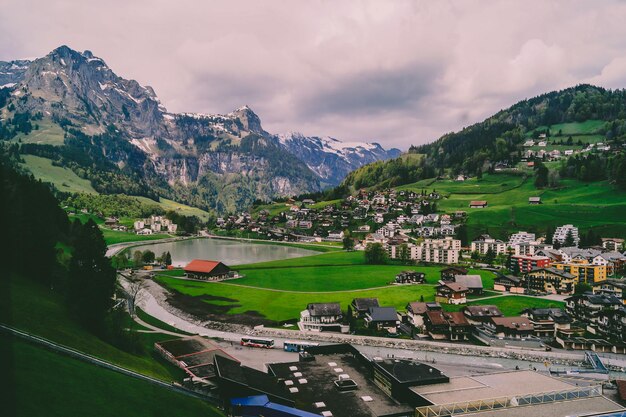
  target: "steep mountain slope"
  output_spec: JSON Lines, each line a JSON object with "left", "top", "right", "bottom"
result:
{"left": 277, "top": 132, "right": 400, "bottom": 186}
{"left": 0, "top": 60, "right": 29, "bottom": 88}
{"left": 0, "top": 46, "right": 398, "bottom": 212}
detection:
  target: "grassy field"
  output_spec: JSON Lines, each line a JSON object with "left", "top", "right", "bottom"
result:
{"left": 156, "top": 251, "right": 497, "bottom": 323}
{"left": 101, "top": 228, "right": 172, "bottom": 245}
{"left": 234, "top": 250, "right": 366, "bottom": 269}
{"left": 399, "top": 173, "right": 626, "bottom": 240}
{"left": 21, "top": 155, "right": 98, "bottom": 194}
{"left": 442, "top": 295, "right": 565, "bottom": 316}
{"left": 12, "top": 117, "right": 66, "bottom": 146}
{"left": 235, "top": 264, "right": 493, "bottom": 292}
{"left": 530, "top": 120, "right": 606, "bottom": 136}
{"left": 0, "top": 275, "right": 185, "bottom": 381}
{"left": 398, "top": 173, "right": 527, "bottom": 194}
{"left": 156, "top": 275, "right": 437, "bottom": 323}
{"left": 134, "top": 196, "right": 211, "bottom": 221}
{"left": 2, "top": 334, "right": 221, "bottom": 417}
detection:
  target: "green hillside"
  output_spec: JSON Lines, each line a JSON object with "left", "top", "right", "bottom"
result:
{"left": 20, "top": 155, "right": 98, "bottom": 194}
{"left": 338, "top": 85, "right": 626, "bottom": 195}
{"left": 399, "top": 172, "right": 626, "bottom": 239}
{"left": 2, "top": 334, "right": 221, "bottom": 417}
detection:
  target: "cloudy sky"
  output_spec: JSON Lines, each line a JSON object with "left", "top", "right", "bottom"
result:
{"left": 3, "top": 0, "right": 626, "bottom": 149}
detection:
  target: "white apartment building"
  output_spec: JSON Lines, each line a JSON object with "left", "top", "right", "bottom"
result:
{"left": 508, "top": 231, "right": 536, "bottom": 246}
{"left": 470, "top": 237, "right": 507, "bottom": 255}
{"left": 389, "top": 237, "right": 460, "bottom": 264}
{"left": 553, "top": 224, "right": 580, "bottom": 246}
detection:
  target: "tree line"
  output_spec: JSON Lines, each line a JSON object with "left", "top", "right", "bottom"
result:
{"left": 1, "top": 159, "right": 143, "bottom": 353}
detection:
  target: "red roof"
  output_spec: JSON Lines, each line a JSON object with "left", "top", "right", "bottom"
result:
{"left": 469, "top": 200, "right": 487, "bottom": 206}
{"left": 184, "top": 259, "right": 223, "bottom": 274}
{"left": 426, "top": 311, "right": 447, "bottom": 325}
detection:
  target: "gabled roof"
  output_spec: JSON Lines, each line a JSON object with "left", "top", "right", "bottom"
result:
{"left": 437, "top": 282, "right": 468, "bottom": 292}
{"left": 491, "top": 316, "right": 534, "bottom": 331}
{"left": 464, "top": 305, "right": 502, "bottom": 317}
{"left": 454, "top": 275, "right": 483, "bottom": 289}
{"left": 307, "top": 303, "right": 341, "bottom": 316}
{"left": 426, "top": 310, "right": 447, "bottom": 325}
{"left": 367, "top": 306, "right": 398, "bottom": 322}
{"left": 495, "top": 275, "right": 522, "bottom": 284}
{"left": 351, "top": 297, "right": 379, "bottom": 312}
{"left": 407, "top": 302, "right": 428, "bottom": 314}
{"left": 445, "top": 311, "right": 470, "bottom": 326}
{"left": 184, "top": 259, "right": 227, "bottom": 274}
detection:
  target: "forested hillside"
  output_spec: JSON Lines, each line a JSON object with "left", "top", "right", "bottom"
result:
{"left": 339, "top": 84, "right": 626, "bottom": 193}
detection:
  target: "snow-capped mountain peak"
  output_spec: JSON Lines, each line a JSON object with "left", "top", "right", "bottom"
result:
{"left": 277, "top": 132, "right": 401, "bottom": 185}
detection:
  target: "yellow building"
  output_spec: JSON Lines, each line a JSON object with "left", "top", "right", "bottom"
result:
{"left": 552, "top": 261, "right": 606, "bottom": 284}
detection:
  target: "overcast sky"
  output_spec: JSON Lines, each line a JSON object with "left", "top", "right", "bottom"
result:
{"left": 3, "top": 0, "right": 626, "bottom": 149}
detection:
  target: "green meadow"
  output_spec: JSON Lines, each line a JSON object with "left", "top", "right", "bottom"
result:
{"left": 156, "top": 251, "right": 497, "bottom": 323}
{"left": 20, "top": 155, "right": 98, "bottom": 194}
{"left": 398, "top": 173, "right": 626, "bottom": 240}
{"left": 3, "top": 334, "right": 221, "bottom": 417}
{"left": 0, "top": 275, "right": 183, "bottom": 381}
{"left": 443, "top": 295, "right": 565, "bottom": 316}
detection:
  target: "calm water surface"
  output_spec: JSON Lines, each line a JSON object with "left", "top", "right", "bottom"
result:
{"left": 136, "top": 238, "right": 319, "bottom": 266}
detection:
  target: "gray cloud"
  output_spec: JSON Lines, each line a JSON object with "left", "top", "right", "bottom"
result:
{"left": 2, "top": 0, "right": 626, "bottom": 149}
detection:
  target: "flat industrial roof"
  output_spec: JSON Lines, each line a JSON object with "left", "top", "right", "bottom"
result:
{"left": 268, "top": 353, "right": 414, "bottom": 417}
{"left": 410, "top": 370, "right": 574, "bottom": 404}
{"left": 455, "top": 396, "right": 624, "bottom": 417}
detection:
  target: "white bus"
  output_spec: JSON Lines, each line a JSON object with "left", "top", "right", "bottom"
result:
{"left": 240, "top": 337, "right": 275, "bottom": 348}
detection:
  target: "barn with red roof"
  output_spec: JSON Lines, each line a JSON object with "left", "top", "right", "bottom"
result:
{"left": 184, "top": 259, "right": 231, "bottom": 280}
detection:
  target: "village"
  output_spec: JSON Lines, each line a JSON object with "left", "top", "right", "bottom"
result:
{"left": 96, "top": 185, "right": 626, "bottom": 355}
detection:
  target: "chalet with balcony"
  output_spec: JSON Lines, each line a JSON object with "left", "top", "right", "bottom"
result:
{"left": 565, "top": 293, "right": 622, "bottom": 338}
{"left": 350, "top": 298, "right": 380, "bottom": 318}
{"left": 395, "top": 270, "right": 426, "bottom": 284}
{"left": 435, "top": 282, "right": 468, "bottom": 305}
{"left": 299, "top": 303, "right": 348, "bottom": 333}
{"left": 440, "top": 266, "right": 468, "bottom": 282}
{"left": 364, "top": 307, "right": 399, "bottom": 334}
{"left": 451, "top": 274, "right": 484, "bottom": 295}
{"left": 424, "top": 311, "right": 472, "bottom": 341}
{"left": 405, "top": 302, "right": 441, "bottom": 329}
{"left": 521, "top": 308, "right": 572, "bottom": 340}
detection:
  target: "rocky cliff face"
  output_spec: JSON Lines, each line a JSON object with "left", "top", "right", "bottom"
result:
{"left": 1, "top": 45, "right": 399, "bottom": 211}
{"left": 0, "top": 60, "right": 30, "bottom": 88}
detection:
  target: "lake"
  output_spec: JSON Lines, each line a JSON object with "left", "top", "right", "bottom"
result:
{"left": 134, "top": 238, "right": 320, "bottom": 266}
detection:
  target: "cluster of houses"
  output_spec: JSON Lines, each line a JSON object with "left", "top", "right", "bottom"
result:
{"left": 294, "top": 261, "right": 626, "bottom": 352}
{"left": 494, "top": 246, "right": 626, "bottom": 296}
{"left": 297, "top": 290, "right": 626, "bottom": 353}
{"left": 522, "top": 132, "right": 612, "bottom": 161}
{"left": 133, "top": 215, "right": 178, "bottom": 235}
{"left": 215, "top": 189, "right": 463, "bottom": 248}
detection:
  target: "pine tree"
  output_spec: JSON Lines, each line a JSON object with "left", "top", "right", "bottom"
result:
{"left": 564, "top": 230, "right": 576, "bottom": 248}
{"left": 67, "top": 219, "right": 116, "bottom": 334}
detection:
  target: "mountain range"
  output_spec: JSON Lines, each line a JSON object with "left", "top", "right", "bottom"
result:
{"left": 0, "top": 45, "right": 399, "bottom": 212}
